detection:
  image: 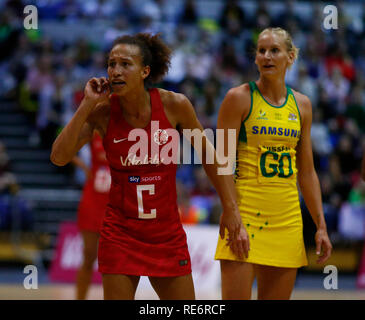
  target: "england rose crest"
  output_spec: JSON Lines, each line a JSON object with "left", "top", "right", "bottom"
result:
{"left": 153, "top": 129, "right": 169, "bottom": 145}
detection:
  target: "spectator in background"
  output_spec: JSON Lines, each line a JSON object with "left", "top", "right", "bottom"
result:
{"left": 328, "top": 151, "right": 352, "bottom": 207}
{"left": 218, "top": 41, "right": 245, "bottom": 88}
{"left": 345, "top": 85, "right": 365, "bottom": 132}
{"left": 0, "top": 141, "right": 32, "bottom": 231}
{"left": 4, "top": 0, "right": 24, "bottom": 19}
{"left": 179, "top": 0, "right": 198, "bottom": 25}
{"left": 336, "top": 133, "right": 360, "bottom": 180}
{"left": 0, "top": 9, "right": 21, "bottom": 63}
{"left": 20, "top": 54, "right": 54, "bottom": 145}
{"left": 338, "top": 179, "right": 365, "bottom": 240}
{"left": 114, "top": 0, "right": 139, "bottom": 25}
{"left": 361, "top": 138, "right": 365, "bottom": 182}
{"left": 61, "top": 51, "right": 88, "bottom": 87}
{"left": 219, "top": 0, "right": 247, "bottom": 37}
{"left": 74, "top": 38, "right": 93, "bottom": 69}
{"left": 57, "top": 0, "right": 82, "bottom": 21}
{"left": 323, "top": 66, "right": 350, "bottom": 114}
{"left": 296, "top": 64, "right": 318, "bottom": 107}
{"left": 103, "top": 18, "right": 131, "bottom": 50}
{"left": 85, "top": 51, "right": 108, "bottom": 80}
{"left": 324, "top": 43, "right": 356, "bottom": 83}
{"left": 274, "top": 0, "right": 306, "bottom": 31}
{"left": 311, "top": 108, "right": 333, "bottom": 171}
{"left": 163, "top": 29, "right": 191, "bottom": 91}
{"left": 189, "top": 166, "right": 217, "bottom": 224}
{"left": 320, "top": 173, "right": 341, "bottom": 235}
{"left": 37, "top": 71, "right": 73, "bottom": 148}
{"left": 186, "top": 45, "right": 214, "bottom": 84}
{"left": 82, "top": 0, "right": 116, "bottom": 19}
{"left": 177, "top": 181, "right": 198, "bottom": 224}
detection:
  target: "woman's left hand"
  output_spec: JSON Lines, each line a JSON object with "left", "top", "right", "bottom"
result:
{"left": 315, "top": 229, "right": 333, "bottom": 264}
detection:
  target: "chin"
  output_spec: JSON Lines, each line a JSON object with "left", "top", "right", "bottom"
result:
{"left": 111, "top": 86, "right": 127, "bottom": 96}
{"left": 261, "top": 69, "right": 279, "bottom": 77}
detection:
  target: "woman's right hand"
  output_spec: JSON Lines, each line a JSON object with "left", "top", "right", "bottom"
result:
{"left": 84, "top": 77, "right": 111, "bottom": 104}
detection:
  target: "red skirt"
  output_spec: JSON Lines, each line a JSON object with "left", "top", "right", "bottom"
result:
{"left": 98, "top": 207, "right": 192, "bottom": 277}
{"left": 77, "top": 182, "right": 109, "bottom": 233}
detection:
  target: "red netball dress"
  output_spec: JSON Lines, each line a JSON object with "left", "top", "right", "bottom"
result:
{"left": 98, "top": 88, "right": 191, "bottom": 277}
{"left": 77, "top": 133, "right": 111, "bottom": 233}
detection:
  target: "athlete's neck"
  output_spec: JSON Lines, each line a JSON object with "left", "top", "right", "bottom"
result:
{"left": 256, "top": 77, "right": 287, "bottom": 106}
{"left": 118, "top": 88, "right": 151, "bottom": 118}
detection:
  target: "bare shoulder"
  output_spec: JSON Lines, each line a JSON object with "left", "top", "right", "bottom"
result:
{"left": 158, "top": 88, "right": 194, "bottom": 128}
{"left": 220, "top": 83, "right": 251, "bottom": 121}
{"left": 291, "top": 89, "right": 312, "bottom": 119}
{"left": 158, "top": 88, "right": 190, "bottom": 110}
{"left": 226, "top": 83, "right": 251, "bottom": 100}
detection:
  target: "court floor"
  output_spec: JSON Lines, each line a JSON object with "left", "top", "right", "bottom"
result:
{"left": 1, "top": 284, "right": 365, "bottom": 300}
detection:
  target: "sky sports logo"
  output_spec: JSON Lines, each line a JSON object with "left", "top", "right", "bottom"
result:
{"left": 129, "top": 176, "right": 140, "bottom": 183}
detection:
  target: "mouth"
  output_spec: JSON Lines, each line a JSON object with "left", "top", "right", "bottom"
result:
{"left": 263, "top": 65, "right": 275, "bottom": 69}
{"left": 111, "top": 80, "right": 126, "bottom": 87}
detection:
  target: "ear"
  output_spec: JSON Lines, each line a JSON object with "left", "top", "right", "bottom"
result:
{"left": 141, "top": 65, "right": 151, "bottom": 80}
{"left": 287, "top": 51, "right": 295, "bottom": 67}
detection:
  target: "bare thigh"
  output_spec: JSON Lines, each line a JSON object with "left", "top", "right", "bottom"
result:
{"left": 254, "top": 264, "right": 297, "bottom": 300}
{"left": 102, "top": 274, "right": 140, "bottom": 300}
{"left": 148, "top": 274, "right": 195, "bottom": 300}
{"left": 220, "top": 260, "right": 255, "bottom": 300}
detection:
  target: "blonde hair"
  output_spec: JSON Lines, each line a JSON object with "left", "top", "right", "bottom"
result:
{"left": 259, "top": 27, "right": 299, "bottom": 63}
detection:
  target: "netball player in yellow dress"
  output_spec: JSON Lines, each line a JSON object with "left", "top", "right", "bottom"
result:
{"left": 215, "top": 28, "right": 332, "bottom": 300}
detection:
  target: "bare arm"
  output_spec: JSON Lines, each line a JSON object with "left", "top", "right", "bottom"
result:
{"left": 295, "top": 92, "right": 332, "bottom": 264}
{"left": 50, "top": 77, "right": 110, "bottom": 166}
{"left": 215, "top": 85, "right": 251, "bottom": 258}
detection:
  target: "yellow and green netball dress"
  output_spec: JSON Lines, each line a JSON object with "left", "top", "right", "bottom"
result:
{"left": 215, "top": 81, "right": 308, "bottom": 268}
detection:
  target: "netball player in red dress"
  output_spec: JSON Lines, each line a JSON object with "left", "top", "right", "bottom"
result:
{"left": 73, "top": 132, "right": 111, "bottom": 299}
{"left": 51, "top": 33, "right": 243, "bottom": 300}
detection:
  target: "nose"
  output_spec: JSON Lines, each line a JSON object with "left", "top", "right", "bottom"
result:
{"left": 264, "top": 50, "right": 272, "bottom": 59}
{"left": 110, "top": 64, "right": 123, "bottom": 78}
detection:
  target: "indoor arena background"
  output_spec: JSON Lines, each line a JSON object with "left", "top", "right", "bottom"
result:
{"left": 1, "top": 0, "right": 365, "bottom": 299}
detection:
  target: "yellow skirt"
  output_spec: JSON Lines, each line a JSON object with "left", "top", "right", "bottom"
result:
{"left": 215, "top": 182, "right": 308, "bottom": 268}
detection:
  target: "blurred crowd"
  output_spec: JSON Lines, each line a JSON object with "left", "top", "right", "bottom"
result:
{"left": 1, "top": 0, "right": 365, "bottom": 240}
{"left": 0, "top": 140, "right": 33, "bottom": 231}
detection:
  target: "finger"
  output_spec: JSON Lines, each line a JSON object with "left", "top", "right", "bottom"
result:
{"left": 89, "top": 78, "right": 97, "bottom": 88}
{"left": 219, "top": 224, "right": 225, "bottom": 240}
{"left": 236, "top": 240, "right": 244, "bottom": 260}
{"left": 90, "top": 78, "right": 99, "bottom": 92}
{"left": 316, "top": 238, "right": 322, "bottom": 256}
{"left": 96, "top": 79, "right": 103, "bottom": 92}
{"left": 243, "top": 239, "right": 249, "bottom": 258}
{"left": 101, "top": 77, "right": 109, "bottom": 90}
{"left": 320, "top": 244, "right": 332, "bottom": 264}
{"left": 230, "top": 239, "right": 240, "bottom": 258}
{"left": 234, "top": 224, "right": 240, "bottom": 242}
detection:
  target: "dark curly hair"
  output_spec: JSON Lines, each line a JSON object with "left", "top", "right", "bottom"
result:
{"left": 111, "top": 33, "right": 172, "bottom": 85}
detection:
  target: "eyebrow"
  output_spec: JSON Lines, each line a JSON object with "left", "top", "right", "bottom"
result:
{"left": 257, "top": 44, "right": 281, "bottom": 49}
{"left": 108, "top": 56, "right": 134, "bottom": 61}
